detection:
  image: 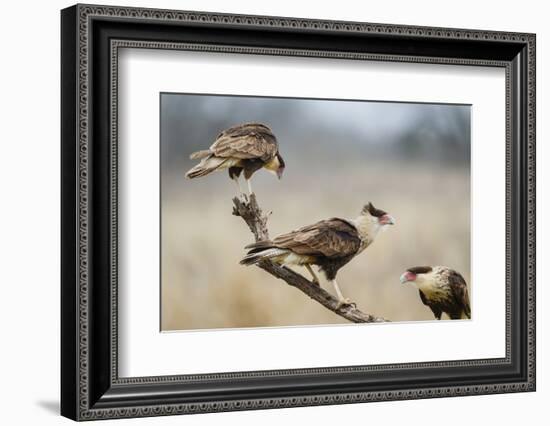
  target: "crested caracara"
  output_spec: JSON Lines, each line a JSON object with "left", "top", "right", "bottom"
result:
{"left": 400, "top": 266, "right": 471, "bottom": 320}
{"left": 240, "top": 203, "right": 395, "bottom": 308}
{"left": 185, "top": 122, "right": 285, "bottom": 195}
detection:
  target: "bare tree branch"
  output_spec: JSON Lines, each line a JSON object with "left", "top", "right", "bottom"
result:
{"left": 233, "top": 195, "right": 389, "bottom": 323}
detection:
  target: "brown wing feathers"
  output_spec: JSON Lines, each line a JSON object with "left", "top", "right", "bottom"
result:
{"left": 211, "top": 123, "right": 277, "bottom": 161}
{"left": 448, "top": 269, "right": 471, "bottom": 319}
{"left": 240, "top": 218, "right": 361, "bottom": 265}
{"left": 271, "top": 219, "right": 360, "bottom": 257}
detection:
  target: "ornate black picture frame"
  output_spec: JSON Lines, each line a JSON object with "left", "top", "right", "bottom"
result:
{"left": 61, "top": 4, "right": 535, "bottom": 421}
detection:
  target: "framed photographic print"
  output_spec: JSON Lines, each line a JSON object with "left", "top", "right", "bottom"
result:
{"left": 61, "top": 4, "right": 536, "bottom": 421}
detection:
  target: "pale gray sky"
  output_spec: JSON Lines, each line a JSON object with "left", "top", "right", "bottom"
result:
{"left": 161, "top": 93, "right": 470, "bottom": 177}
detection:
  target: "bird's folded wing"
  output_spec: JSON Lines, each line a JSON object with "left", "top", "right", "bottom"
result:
{"left": 210, "top": 124, "right": 278, "bottom": 161}
{"left": 272, "top": 219, "right": 361, "bottom": 258}
{"left": 448, "top": 270, "right": 471, "bottom": 314}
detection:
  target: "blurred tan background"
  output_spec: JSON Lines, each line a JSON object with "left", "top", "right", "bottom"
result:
{"left": 160, "top": 94, "right": 470, "bottom": 331}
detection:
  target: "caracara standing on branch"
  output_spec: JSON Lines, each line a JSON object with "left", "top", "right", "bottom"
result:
{"left": 400, "top": 266, "right": 471, "bottom": 320}
{"left": 240, "top": 203, "right": 395, "bottom": 308}
{"left": 185, "top": 122, "right": 285, "bottom": 196}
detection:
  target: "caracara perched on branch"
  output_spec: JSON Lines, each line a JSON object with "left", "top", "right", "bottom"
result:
{"left": 240, "top": 202, "right": 395, "bottom": 308}
{"left": 185, "top": 122, "right": 285, "bottom": 195}
{"left": 400, "top": 266, "right": 471, "bottom": 320}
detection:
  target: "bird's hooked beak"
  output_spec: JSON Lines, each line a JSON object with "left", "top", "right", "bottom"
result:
{"left": 379, "top": 214, "right": 396, "bottom": 225}
{"left": 400, "top": 271, "right": 416, "bottom": 284}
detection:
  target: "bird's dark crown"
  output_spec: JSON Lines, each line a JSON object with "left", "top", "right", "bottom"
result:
{"left": 407, "top": 266, "right": 433, "bottom": 274}
{"left": 362, "top": 202, "right": 387, "bottom": 218}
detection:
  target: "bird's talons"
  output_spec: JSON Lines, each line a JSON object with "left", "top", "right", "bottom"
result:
{"left": 336, "top": 298, "right": 356, "bottom": 310}
{"left": 311, "top": 278, "right": 320, "bottom": 286}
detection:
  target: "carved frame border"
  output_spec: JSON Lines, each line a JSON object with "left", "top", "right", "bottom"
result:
{"left": 61, "top": 3, "right": 535, "bottom": 420}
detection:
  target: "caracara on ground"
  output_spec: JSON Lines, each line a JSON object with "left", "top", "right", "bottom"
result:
{"left": 400, "top": 266, "right": 471, "bottom": 320}
{"left": 240, "top": 203, "right": 395, "bottom": 308}
{"left": 185, "top": 122, "right": 285, "bottom": 195}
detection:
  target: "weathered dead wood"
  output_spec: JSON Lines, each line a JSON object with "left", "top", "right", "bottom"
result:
{"left": 233, "top": 194, "right": 388, "bottom": 323}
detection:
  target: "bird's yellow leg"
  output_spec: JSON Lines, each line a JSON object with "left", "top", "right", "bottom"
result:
{"left": 305, "top": 264, "right": 320, "bottom": 285}
{"left": 246, "top": 178, "right": 253, "bottom": 195}
{"left": 331, "top": 280, "right": 353, "bottom": 309}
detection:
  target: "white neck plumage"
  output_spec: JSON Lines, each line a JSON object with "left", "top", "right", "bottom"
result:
{"left": 351, "top": 214, "right": 381, "bottom": 246}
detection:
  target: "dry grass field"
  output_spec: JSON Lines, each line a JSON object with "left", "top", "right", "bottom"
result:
{"left": 161, "top": 162, "right": 470, "bottom": 330}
